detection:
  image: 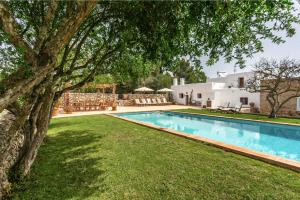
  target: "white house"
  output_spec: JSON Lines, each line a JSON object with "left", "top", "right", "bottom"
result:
{"left": 171, "top": 72, "right": 260, "bottom": 109}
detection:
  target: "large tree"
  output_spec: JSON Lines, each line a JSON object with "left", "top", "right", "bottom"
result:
{"left": 109, "top": 52, "right": 157, "bottom": 93}
{"left": 0, "top": 1, "right": 299, "bottom": 198}
{"left": 172, "top": 59, "right": 207, "bottom": 83}
{"left": 247, "top": 58, "right": 300, "bottom": 118}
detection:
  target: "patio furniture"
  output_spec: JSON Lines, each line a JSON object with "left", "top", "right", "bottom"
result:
{"left": 220, "top": 103, "right": 242, "bottom": 113}
{"left": 229, "top": 103, "right": 243, "bottom": 113}
{"left": 219, "top": 107, "right": 233, "bottom": 113}
{"left": 146, "top": 98, "right": 153, "bottom": 105}
{"left": 135, "top": 99, "right": 144, "bottom": 106}
{"left": 157, "top": 88, "right": 173, "bottom": 104}
{"left": 99, "top": 100, "right": 108, "bottom": 110}
{"left": 195, "top": 101, "right": 202, "bottom": 106}
{"left": 152, "top": 98, "right": 158, "bottom": 105}
{"left": 63, "top": 83, "right": 117, "bottom": 113}
{"left": 162, "top": 97, "right": 172, "bottom": 105}
{"left": 156, "top": 98, "right": 163, "bottom": 105}
{"left": 134, "top": 87, "right": 154, "bottom": 92}
{"left": 141, "top": 99, "right": 148, "bottom": 105}
{"left": 217, "top": 102, "right": 230, "bottom": 110}
{"left": 191, "top": 100, "right": 196, "bottom": 106}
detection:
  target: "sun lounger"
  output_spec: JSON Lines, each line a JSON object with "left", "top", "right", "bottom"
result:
{"left": 220, "top": 103, "right": 242, "bottom": 113}
{"left": 217, "top": 102, "right": 230, "bottom": 110}
{"left": 135, "top": 99, "right": 143, "bottom": 106}
{"left": 146, "top": 98, "right": 153, "bottom": 105}
{"left": 159, "top": 98, "right": 167, "bottom": 105}
{"left": 162, "top": 97, "right": 172, "bottom": 105}
{"left": 152, "top": 98, "right": 158, "bottom": 105}
{"left": 229, "top": 103, "right": 243, "bottom": 113}
{"left": 141, "top": 99, "right": 148, "bottom": 105}
{"left": 219, "top": 107, "right": 232, "bottom": 112}
{"left": 156, "top": 98, "right": 163, "bottom": 105}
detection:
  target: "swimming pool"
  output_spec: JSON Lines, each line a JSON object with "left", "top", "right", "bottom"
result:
{"left": 115, "top": 111, "right": 300, "bottom": 163}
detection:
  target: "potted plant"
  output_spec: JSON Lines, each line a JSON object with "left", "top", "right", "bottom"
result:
{"left": 63, "top": 92, "right": 73, "bottom": 114}
{"left": 112, "top": 101, "right": 117, "bottom": 111}
{"left": 52, "top": 102, "right": 60, "bottom": 116}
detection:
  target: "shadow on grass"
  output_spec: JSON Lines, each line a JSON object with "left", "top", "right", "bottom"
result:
{"left": 48, "top": 119, "right": 80, "bottom": 130}
{"left": 11, "top": 128, "right": 107, "bottom": 200}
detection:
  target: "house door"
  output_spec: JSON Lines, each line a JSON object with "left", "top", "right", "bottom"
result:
{"left": 238, "top": 77, "right": 245, "bottom": 88}
{"left": 206, "top": 99, "right": 212, "bottom": 108}
{"left": 185, "top": 93, "right": 189, "bottom": 105}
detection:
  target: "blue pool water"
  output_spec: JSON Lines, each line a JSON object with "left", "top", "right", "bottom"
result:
{"left": 116, "top": 111, "right": 300, "bottom": 162}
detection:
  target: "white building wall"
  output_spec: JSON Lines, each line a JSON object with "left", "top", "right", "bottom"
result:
{"left": 171, "top": 72, "right": 260, "bottom": 109}
{"left": 214, "top": 89, "right": 260, "bottom": 108}
{"left": 171, "top": 83, "right": 214, "bottom": 105}
{"left": 208, "top": 72, "right": 254, "bottom": 88}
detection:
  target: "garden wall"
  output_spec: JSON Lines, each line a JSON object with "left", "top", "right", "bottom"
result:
{"left": 69, "top": 93, "right": 118, "bottom": 101}
{"left": 0, "top": 110, "right": 24, "bottom": 199}
{"left": 61, "top": 93, "right": 168, "bottom": 107}
{"left": 260, "top": 80, "right": 300, "bottom": 116}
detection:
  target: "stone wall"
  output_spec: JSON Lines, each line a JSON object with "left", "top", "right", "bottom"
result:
{"left": 0, "top": 110, "right": 25, "bottom": 199}
{"left": 62, "top": 93, "right": 168, "bottom": 107}
{"left": 69, "top": 93, "right": 117, "bottom": 102}
{"left": 260, "top": 80, "right": 300, "bottom": 116}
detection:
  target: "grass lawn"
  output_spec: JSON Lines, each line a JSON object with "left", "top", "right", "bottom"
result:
{"left": 11, "top": 114, "right": 300, "bottom": 200}
{"left": 175, "top": 108, "right": 300, "bottom": 125}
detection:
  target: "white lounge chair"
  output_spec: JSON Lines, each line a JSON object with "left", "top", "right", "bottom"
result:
{"left": 230, "top": 103, "right": 243, "bottom": 113}
{"left": 217, "top": 102, "right": 230, "bottom": 110}
{"left": 146, "top": 98, "right": 152, "bottom": 105}
{"left": 220, "top": 103, "right": 242, "bottom": 113}
{"left": 162, "top": 97, "right": 172, "bottom": 105}
{"left": 141, "top": 99, "right": 147, "bottom": 105}
{"left": 135, "top": 99, "right": 143, "bottom": 106}
{"left": 152, "top": 98, "right": 158, "bottom": 105}
{"left": 156, "top": 98, "right": 163, "bottom": 105}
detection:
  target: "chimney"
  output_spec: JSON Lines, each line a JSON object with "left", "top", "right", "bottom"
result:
{"left": 180, "top": 78, "right": 185, "bottom": 85}
{"left": 173, "top": 78, "right": 178, "bottom": 86}
{"left": 217, "top": 72, "right": 227, "bottom": 78}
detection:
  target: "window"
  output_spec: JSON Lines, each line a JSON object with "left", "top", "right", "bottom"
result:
{"left": 297, "top": 97, "right": 300, "bottom": 111}
{"left": 240, "top": 97, "right": 248, "bottom": 105}
{"left": 179, "top": 93, "right": 184, "bottom": 99}
{"left": 197, "top": 93, "right": 202, "bottom": 99}
{"left": 238, "top": 77, "right": 245, "bottom": 88}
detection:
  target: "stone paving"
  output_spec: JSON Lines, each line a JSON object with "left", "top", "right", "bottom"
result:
{"left": 53, "top": 105, "right": 200, "bottom": 118}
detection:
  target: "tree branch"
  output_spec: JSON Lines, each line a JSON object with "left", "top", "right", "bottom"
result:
{"left": 35, "top": 0, "right": 59, "bottom": 51}
{"left": 0, "top": 2, "right": 35, "bottom": 60}
{"left": 45, "top": 1, "right": 97, "bottom": 55}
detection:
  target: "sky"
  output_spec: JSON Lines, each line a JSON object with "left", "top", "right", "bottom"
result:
{"left": 203, "top": 2, "right": 300, "bottom": 78}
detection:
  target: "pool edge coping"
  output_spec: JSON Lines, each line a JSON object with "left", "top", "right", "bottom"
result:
{"left": 169, "top": 110, "right": 300, "bottom": 127}
{"left": 106, "top": 113, "right": 300, "bottom": 173}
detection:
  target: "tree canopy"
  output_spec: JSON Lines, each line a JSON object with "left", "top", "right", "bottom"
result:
{"left": 1, "top": 1, "right": 299, "bottom": 111}
{"left": 172, "top": 59, "right": 207, "bottom": 83}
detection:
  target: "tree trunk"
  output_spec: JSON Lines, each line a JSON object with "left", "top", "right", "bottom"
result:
{"left": 269, "top": 109, "right": 277, "bottom": 118}
{"left": 0, "top": 110, "right": 25, "bottom": 199}
{"left": 15, "top": 89, "right": 55, "bottom": 178}
{"left": 0, "top": 83, "right": 56, "bottom": 198}
{"left": 266, "top": 95, "right": 277, "bottom": 118}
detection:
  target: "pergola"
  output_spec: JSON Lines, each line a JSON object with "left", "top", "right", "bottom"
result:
{"left": 63, "top": 83, "right": 117, "bottom": 113}
{"left": 82, "top": 83, "right": 116, "bottom": 94}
